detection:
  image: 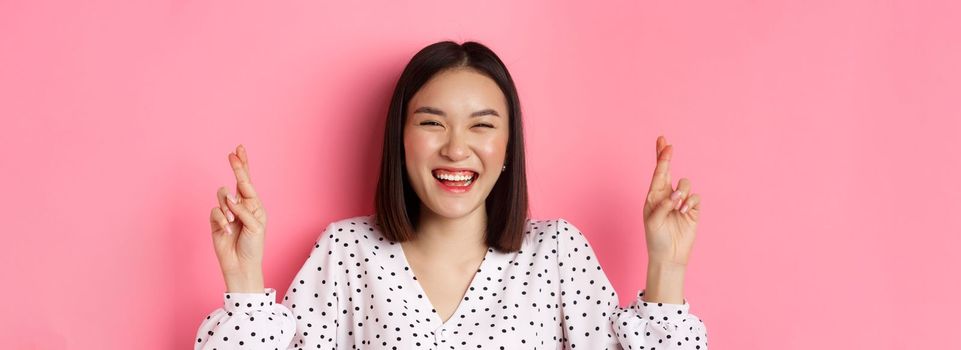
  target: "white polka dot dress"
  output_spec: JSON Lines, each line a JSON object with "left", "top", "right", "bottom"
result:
{"left": 195, "top": 215, "right": 708, "bottom": 349}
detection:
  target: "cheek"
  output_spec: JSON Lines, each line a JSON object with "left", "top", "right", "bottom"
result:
{"left": 403, "top": 131, "right": 438, "bottom": 164}
{"left": 475, "top": 133, "right": 509, "bottom": 161}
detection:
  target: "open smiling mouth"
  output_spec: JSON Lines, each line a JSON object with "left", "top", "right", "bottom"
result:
{"left": 432, "top": 169, "right": 478, "bottom": 193}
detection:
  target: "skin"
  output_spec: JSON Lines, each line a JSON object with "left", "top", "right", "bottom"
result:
{"left": 400, "top": 67, "right": 509, "bottom": 268}
{"left": 641, "top": 136, "right": 701, "bottom": 304}
{"left": 209, "top": 144, "right": 267, "bottom": 293}
{"left": 397, "top": 68, "right": 510, "bottom": 322}
{"left": 210, "top": 73, "right": 702, "bottom": 306}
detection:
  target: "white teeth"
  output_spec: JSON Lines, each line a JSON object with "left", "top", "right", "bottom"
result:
{"left": 434, "top": 173, "right": 474, "bottom": 181}
{"left": 441, "top": 176, "right": 474, "bottom": 186}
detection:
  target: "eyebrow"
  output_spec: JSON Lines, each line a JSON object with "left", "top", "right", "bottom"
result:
{"left": 413, "top": 106, "right": 500, "bottom": 118}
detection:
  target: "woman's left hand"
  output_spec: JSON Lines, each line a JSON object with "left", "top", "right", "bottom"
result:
{"left": 642, "top": 135, "right": 701, "bottom": 268}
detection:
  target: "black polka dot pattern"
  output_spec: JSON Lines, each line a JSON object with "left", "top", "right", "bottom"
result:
{"left": 195, "top": 215, "right": 708, "bottom": 349}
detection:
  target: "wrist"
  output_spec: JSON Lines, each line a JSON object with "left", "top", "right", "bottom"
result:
{"left": 642, "top": 260, "right": 687, "bottom": 304}
{"left": 647, "top": 259, "right": 687, "bottom": 273}
{"left": 223, "top": 268, "right": 265, "bottom": 293}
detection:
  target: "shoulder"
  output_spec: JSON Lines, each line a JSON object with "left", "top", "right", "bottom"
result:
{"left": 530, "top": 218, "right": 598, "bottom": 262}
{"left": 520, "top": 217, "right": 588, "bottom": 252}
{"left": 525, "top": 217, "right": 585, "bottom": 239}
{"left": 520, "top": 218, "right": 607, "bottom": 278}
{"left": 312, "top": 214, "right": 380, "bottom": 250}
{"left": 553, "top": 217, "right": 592, "bottom": 247}
{"left": 325, "top": 214, "right": 378, "bottom": 233}
{"left": 316, "top": 214, "right": 395, "bottom": 254}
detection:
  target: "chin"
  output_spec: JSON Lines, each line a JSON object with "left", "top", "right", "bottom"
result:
{"left": 425, "top": 200, "right": 483, "bottom": 219}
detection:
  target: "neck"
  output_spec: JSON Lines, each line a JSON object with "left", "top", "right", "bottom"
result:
{"left": 407, "top": 204, "right": 489, "bottom": 263}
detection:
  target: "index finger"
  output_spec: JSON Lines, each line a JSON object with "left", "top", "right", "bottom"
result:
{"left": 648, "top": 135, "right": 673, "bottom": 194}
{"left": 236, "top": 144, "right": 250, "bottom": 169}
{"left": 229, "top": 151, "right": 259, "bottom": 199}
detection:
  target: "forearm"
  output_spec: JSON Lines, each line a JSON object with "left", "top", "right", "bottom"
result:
{"left": 641, "top": 260, "right": 686, "bottom": 304}
{"left": 223, "top": 268, "right": 265, "bottom": 293}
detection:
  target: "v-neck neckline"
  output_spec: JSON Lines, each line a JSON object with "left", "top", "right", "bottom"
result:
{"left": 395, "top": 241, "right": 493, "bottom": 329}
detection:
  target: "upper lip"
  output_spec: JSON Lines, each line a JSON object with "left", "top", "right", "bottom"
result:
{"left": 432, "top": 167, "right": 479, "bottom": 176}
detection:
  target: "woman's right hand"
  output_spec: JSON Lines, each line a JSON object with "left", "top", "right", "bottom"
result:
{"left": 208, "top": 144, "right": 268, "bottom": 293}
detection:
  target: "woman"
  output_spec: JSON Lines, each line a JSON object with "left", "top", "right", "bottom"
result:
{"left": 196, "top": 41, "right": 707, "bottom": 349}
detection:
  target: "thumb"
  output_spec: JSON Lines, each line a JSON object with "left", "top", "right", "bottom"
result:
{"left": 649, "top": 196, "right": 676, "bottom": 225}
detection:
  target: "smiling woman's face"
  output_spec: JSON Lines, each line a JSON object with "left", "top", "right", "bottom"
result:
{"left": 403, "top": 68, "right": 510, "bottom": 221}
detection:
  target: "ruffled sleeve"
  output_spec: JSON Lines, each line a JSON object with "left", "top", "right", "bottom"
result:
{"left": 554, "top": 218, "right": 708, "bottom": 349}
{"left": 194, "top": 288, "right": 296, "bottom": 349}
{"left": 194, "top": 222, "right": 344, "bottom": 349}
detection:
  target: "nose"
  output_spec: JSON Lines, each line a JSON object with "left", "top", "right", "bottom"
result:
{"left": 440, "top": 131, "right": 470, "bottom": 161}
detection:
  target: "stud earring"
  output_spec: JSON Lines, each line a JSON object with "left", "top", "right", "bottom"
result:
{"left": 502, "top": 165, "right": 507, "bottom": 172}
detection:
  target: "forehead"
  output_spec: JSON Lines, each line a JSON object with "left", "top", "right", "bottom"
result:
{"left": 408, "top": 68, "right": 507, "bottom": 115}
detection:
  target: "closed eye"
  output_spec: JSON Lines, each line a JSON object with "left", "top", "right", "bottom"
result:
{"left": 419, "top": 121, "right": 493, "bottom": 128}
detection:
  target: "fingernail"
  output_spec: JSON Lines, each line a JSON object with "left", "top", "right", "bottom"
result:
{"left": 227, "top": 211, "right": 234, "bottom": 222}
{"left": 681, "top": 204, "right": 689, "bottom": 213}
{"left": 671, "top": 190, "right": 681, "bottom": 200}
{"left": 228, "top": 193, "right": 237, "bottom": 204}
{"left": 224, "top": 225, "right": 231, "bottom": 235}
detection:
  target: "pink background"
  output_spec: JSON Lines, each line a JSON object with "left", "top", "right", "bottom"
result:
{"left": 2, "top": 0, "right": 959, "bottom": 348}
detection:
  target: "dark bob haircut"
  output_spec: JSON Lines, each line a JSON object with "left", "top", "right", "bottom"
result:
{"left": 373, "top": 40, "right": 529, "bottom": 253}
